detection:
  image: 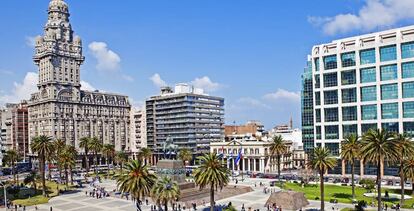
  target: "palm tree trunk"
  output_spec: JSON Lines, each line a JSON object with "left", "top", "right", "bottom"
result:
{"left": 377, "top": 160, "right": 382, "bottom": 211}
{"left": 95, "top": 152, "right": 98, "bottom": 176}
{"left": 70, "top": 165, "right": 74, "bottom": 185}
{"left": 12, "top": 162, "right": 16, "bottom": 184}
{"left": 65, "top": 165, "right": 69, "bottom": 188}
{"left": 400, "top": 160, "right": 405, "bottom": 206}
{"left": 210, "top": 183, "right": 215, "bottom": 211}
{"left": 41, "top": 155, "right": 47, "bottom": 196}
{"left": 320, "top": 169, "right": 325, "bottom": 211}
{"left": 351, "top": 160, "right": 355, "bottom": 200}
{"left": 85, "top": 152, "right": 89, "bottom": 173}
{"left": 277, "top": 155, "right": 281, "bottom": 187}
{"left": 164, "top": 202, "right": 168, "bottom": 211}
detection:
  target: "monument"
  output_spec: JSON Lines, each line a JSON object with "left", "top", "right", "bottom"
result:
{"left": 156, "top": 137, "right": 195, "bottom": 189}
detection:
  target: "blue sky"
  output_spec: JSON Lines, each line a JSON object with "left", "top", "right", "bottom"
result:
{"left": 1, "top": 0, "right": 414, "bottom": 129}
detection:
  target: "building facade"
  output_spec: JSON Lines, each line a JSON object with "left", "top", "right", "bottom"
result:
{"left": 301, "top": 58, "right": 315, "bottom": 154}
{"left": 28, "top": 0, "right": 131, "bottom": 153}
{"left": 146, "top": 84, "right": 224, "bottom": 163}
{"left": 308, "top": 25, "right": 414, "bottom": 176}
{"left": 130, "top": 108, "right": 147, "bottom": 158}
{"left": 224, "top": 121, "right": 265, "bottom": 137}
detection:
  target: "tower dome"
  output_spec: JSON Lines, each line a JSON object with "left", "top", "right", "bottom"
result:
{"left": 48, "top": 0, "right": 69, "bottom": 14}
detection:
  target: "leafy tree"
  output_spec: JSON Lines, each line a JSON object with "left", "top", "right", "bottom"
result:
{"left": 269, "top": 135, "right": 288, "bottom": 187}
{"left": 102, "top": 144, "right": 115, "bottom": 176}
{"left": 115, "top": 151, "right": 128, "bottom": 173}
{"left": 4, "top": 150, "right": 20, "bottom": 184}
{"left": 31, "top": 135, "right": 55, "bottom": 196}
{"left": 341, "top": 134, "right": 361, "bottom": 200}
{"left": 89, "top": 137, "right": 103, "bottom": 175}
{"left": 193, "top": 153, "right": 230, "bottom": 211}
{"left": 360, "top": 129, "right": 398, "bottom": 211}
{"left": 307, "top": 147, "right": 337, "bottom": 211}
{"left": 59, "top": 147, "right": 76, "bottom": 188}
{"left": 24, "top": 171, "right": 39, "bottom": 190}
{"left": 178, "top": 148, "right": 192, "bottom": 165}
{"left": 54, "top": 139, "right": 66, "bottom": 179}
{"left": 115, "top": 160, "right": 156, "bottom": 201}
{"left": 138, "top": 147, "right": 152, "bottom": 165}
{"left": 151, "top": 176, "right": 180, "bottom": 211}
{"left": 395, "top": 133, "right": 414, "bottom": 206}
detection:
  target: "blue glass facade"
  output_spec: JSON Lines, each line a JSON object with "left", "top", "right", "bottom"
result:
{"left": 324, "top": 55, "right": 337, "bottom": 70}
{"left": 380, "top": 64, "right": 398, "bottom": 81}
{"left": 402, "top": 42, "right": 414, "bottom": 59}
{"left": 402, "top": 62, "right": 414, "bottom": 79}
{"left": 315, "top": 74, "right": 320, "bottom": 88}
{"left": 361, "top": 86, "right": 377, "bottom": 102}
{"left": 324, "top": 90, "right": 338, "bottom": 105}
{"left": 342, "top": 106, "right": 357, "bottom": 121}
{"left": 341, "top": 52, "right": 356, "bottom": 67}
{"left": 343, "top": 124, "right": 357, "bottom": 138}
{"left": 403, "top": 102, "right": 414, "bottom": 118}
{"left": 314, "top": 58, "right": 320, "bottom": 71}
{"left": 361, "top": 123, "right": 377, "bottom": 134}
{"left": 403, "top": 122, "right": 414, "bottom": 137}
{"left": 381, "top": 83, "right": 398, "bottom": 100}
{"left": 301, "top": 61, "right": 314, "bottom": 153}
{"left": 315, "top": 92, "right": 320, "bottom": 105}
{"left": 361, "top": 104, "right": 377, "bottom": 120}
{"left": 315, "top": 109, "right": 321, "bottom": 122}
{"left": 360, "top": 67, "right": 376, "bottom": 83}
{"left": 341, "top": 70, "right": 356, "bottom": 85}
{"left": 381, "top": 103, "right": 398, "bottom": 119}
{"left": 316, "top": 126, "right": 321, "bottom": 140}
{"left": 323, "top": 73, "right": 338, "bottom": 87}
{"left": 325, "top": 125, "right": 339, "bottom": 139}
{"left": 403, "top": 82, "right": 414, "bottom": 98}
{"left": 360, "top": 48, "right": 376, "bottom": 65}
{"left": 382, "top": 122, "right": 399, "bottom": 133}
{"left": 324, "top": 108, "right": 338, "bottom": 122}
{"left": 342, "top": 88, "right": 357, "bottom": 103}
{"left": 380, "top": 45, "right": 397, "bottom": 62}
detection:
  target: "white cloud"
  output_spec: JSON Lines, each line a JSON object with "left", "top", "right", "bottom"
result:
{"left": 88, "top": 42, "right": 121, "bottom": 72}
{"left": 0, "top": 72, "right": 38, "bottom": 105}
{"left": 237, "top": 97, "right": 270, "bottom": 109}
{"left": 122, "top": 74, "right": 134, "bottom": 82}
{"left": 0, "top": 69, "right": 14, "bottom": 75}
{"left": 191, "top": 76, "right": 221, "bottom": 92}
{"left": 150, "top": 73, "right": 167, "bottom": 87}
{"left": 80, "top": 81, "right": 96, "bottom": 91}
{"left": 309, "top": 0, "right": 414, "bottom": 35}
{"left": 263, "top": 89, "right": 300, "bottom": 103}
{"left": 25, "top": 36, "right": 36, "bottom": 48}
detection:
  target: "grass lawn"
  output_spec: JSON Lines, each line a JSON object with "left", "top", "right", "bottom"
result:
{"left": 280, "top": 182, "right": 414, "bottom": 209}
{"left": 0, "top": 180, "right": 76, "bottom": 206}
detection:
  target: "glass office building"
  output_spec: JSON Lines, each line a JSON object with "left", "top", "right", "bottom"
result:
{"left": 305, "top": 26, "right": 414, "bottom": 176}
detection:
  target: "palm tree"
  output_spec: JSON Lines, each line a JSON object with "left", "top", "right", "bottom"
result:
{"left": 361, "top": 129, "right": 399, "bottom": 211}
{"left": 340, "top": 134, "right": 361, "bottom": 200}
{"left": 115, "top": 151, "right": 128, "bottom": 173}
{"left": 193, "top": 153, "right": 230, "bottom": 211}
{"left": 138, "top": 147, "right": 152, "bottom": 165}
{"left": 59, "top": 148, "right": 76, "bottom": 188}
{"left": 65, "top": 145, "right": 78, "bottom": 185}
{"left": 115, "top": 160, "right": 156, "bottom": 202}
{"left": 89, "top": 137, "right": 103, "bottom": 175}
{"left": 269, "top": 135, "right": 288, "bottom": 186}
{"left": 102, "top": 144, "right": 115, "bottom": 176}
{"left": 403, "top": 157, "right": 414, "bottom": 195}
{"left": 178, "top": 148, "right": 192, "bottom": 165}
{"left": 54, "top": 139, "right": 66, "bottom": 179}
{"left": 151, "top": 176, "right": 180, "bottom": 211}
{"left": 395, "top": 133, "right": 414, "bottom": 206}
{"left": 4, "top": 150, "right": 19, "bottom": 184}
{"left": 79, "top": 137, "right": 91, "bottom": 173}
{"left": 24, "top": 171, "right": 39, "bottom": 190}
{"left": 31, "top": 135, "right": 55, "bottom": 196}
{"left": 307, "top": 147, "right": 337, "bottom": 211}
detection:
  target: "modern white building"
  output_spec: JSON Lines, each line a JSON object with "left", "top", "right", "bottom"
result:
{"left": 307, "top": 25, "right": 414, "bottom": 175}
{"left": 130, "top": 108, "right": 147, "bottom": 158}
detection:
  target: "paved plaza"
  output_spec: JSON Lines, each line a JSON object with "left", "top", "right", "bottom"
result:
{"left": 7, "top": 177, "right": 362, "bottom": 211}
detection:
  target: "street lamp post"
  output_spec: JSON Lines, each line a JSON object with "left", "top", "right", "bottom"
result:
{"left": 0, "top": 181, "right": 7, "bottom": 210}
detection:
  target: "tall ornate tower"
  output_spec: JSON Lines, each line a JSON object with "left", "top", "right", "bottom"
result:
{"left": 33, "top": 0, "right": 84, "bottom": 102}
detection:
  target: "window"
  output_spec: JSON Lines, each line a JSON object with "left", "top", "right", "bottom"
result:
{"left": 403, "top": 82, "right": 414, "bottom": 98}
{"left": 381, "top": 103, "right": 398, "bottom": 119}
{"left": 314, "top": 58, "right": 320, "bottom": 71}
{"left": 342, "top": 88, "right": 357, "bottom": 103}
{"left": 361, "top": 104, "right": 377, "bottom": 120}
{"left": 360, "top": 48, "right": 376, "bottom": 65}
{"left": 341, "top": 70, "right": 356, "bottom": 85}
{"left": 324, "top": 90, "right": 338, "bottom": 105}
{"left": 324, "top": 55, "right": 337, "bottom": 70}
{"left": 325, "top": 143, "right": 339, "bottom": 156}
{"left": 362, "top": 123, "right": 377, "bottom": 134}
{"left": 402, "top": 42, "right": 414, "bottom": 59}
{"left": 361, "top": 86, "right": 377, "bottom": 102}
{"left": 403, "top": 102, "right": 414, "bottom": 118}
{"left": 315, "top": 92, "right": 321, "bottom": 105}
{"left": 316, "top": 126, "right": 321, "bottom": 140}
{"left": 325, "top": 125, "right": 339, "bottom": 139}
{"left": 323, "top": 73, "right": 338, "bottom": 87}
{"left": 382, "top": 122, "right": 399, "bottom": 133}
{"left": 315, "top": 109, "right": 321, "bottom": 122}
{"left": 343, "top": 124, "right": 357, "bottom": 138}
{"left": 324, "top": 108, "right": 338, "bottom": 122}
{"left": 381, "top": 83, "right": 398, "bottom": 100}
{"left": 315, "top": 75, "right": 320, "bottom": 88}
{"left": 403, "top": 122, "right": 414, "bottom": 137}
{"left": 341, "top": 52, "right": 356, "bottom": 67}
{"left": 342, "top": 106, "right": 357, "bottom": 121}
{"left": 380, "top": 64, "right": 398, "bottom": 81}
{"left": 380, "top": 45, "right": 397, "bottom": 62}
{"left": 360, "top": 67, "right": 377, "bottom": 83}
{"left": 402, "top": 62, "right": 414, "bottom": 79}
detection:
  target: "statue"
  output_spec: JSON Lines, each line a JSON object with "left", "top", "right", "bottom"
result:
{"left": 162, "top": 136, "right": 179, "bottom": 159}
